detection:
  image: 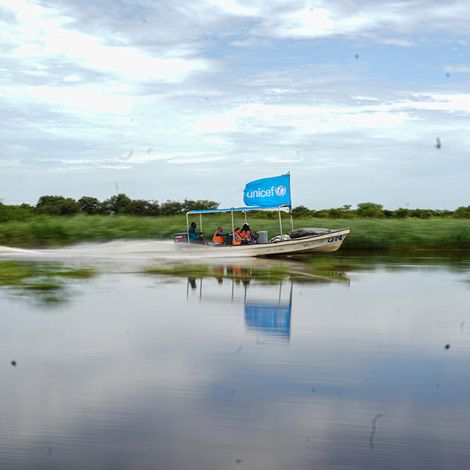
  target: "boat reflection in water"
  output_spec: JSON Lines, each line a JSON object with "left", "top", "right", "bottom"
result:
{"left": 245, "top": 292, "right": 293, "bottom": 338}
{"left": 186, "top": 264, "right": 348, "bottom": 340}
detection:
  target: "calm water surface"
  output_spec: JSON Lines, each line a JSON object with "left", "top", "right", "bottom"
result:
{"left": 1, "top": 255, "right": 470, "bottom": 469}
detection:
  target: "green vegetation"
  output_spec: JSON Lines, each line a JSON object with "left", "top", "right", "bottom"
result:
{"left": 312, "top": 218, "right": 470, "bottom": 251}
{"left": 291, "top": 202, "right": 457, "bottom": 219}
{"left": 0, "top": 261, "right": 96, "bottom": 292}
{"left": 1, "top": 195, "right": 218, "bottom": 220}
{"left": 0, "top": 261, "right": 97, "bottom": 306}
{"left": 1, "top": 215, "right": 470, "bottom": 251}
{"left": 2, "top": 194, "right": 470, "bottom": 220}
{"left": 2, "top": 194, "right": 470, "bottom": 250}
{"left": 0, "top": 215, "right": 183, "bottom": 247}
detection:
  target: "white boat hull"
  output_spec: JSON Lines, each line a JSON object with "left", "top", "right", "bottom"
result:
{"left": 182, "top": 229, "right": 350, "bottom": 257}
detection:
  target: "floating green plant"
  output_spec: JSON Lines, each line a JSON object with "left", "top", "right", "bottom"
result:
{"left": 50, "top": 267, "right": 97, "bottom": 278}
{"left": 0, "top": 261, "right": 97, "bottom": 300}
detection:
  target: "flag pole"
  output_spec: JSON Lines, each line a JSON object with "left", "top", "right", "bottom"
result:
{"left": 288, "top": 171, "right": 293, "bottom": 231}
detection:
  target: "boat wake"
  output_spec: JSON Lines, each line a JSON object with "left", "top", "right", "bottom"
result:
{"left": 0, "top": 246, "right": 38, "bottom": 255}
{"left": 0, "top": 241, "right": 349, "bottom": 284}
{"left": 0, "top": 240, "right": 262, "bottom": 262}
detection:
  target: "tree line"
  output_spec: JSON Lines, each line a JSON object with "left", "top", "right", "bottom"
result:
{"left": 0, "top": 194, "right": 218, "bottom": 221}
{"left": 292, "top": 202, "right": 470, "bottom": 219}
{"left": 1, "top": 197, "right": 470, "bottom": 221}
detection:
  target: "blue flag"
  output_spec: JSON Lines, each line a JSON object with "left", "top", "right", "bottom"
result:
{"left": 243, "top": 173, "right": 291, "bottom": 207}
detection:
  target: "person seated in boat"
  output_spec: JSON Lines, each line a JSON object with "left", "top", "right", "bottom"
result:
{"left": 212, "top": 227, "right": 228, "bottom": 245}
{"left": 232, "top": 227, "right": 243, "bottom": 246}
{"left": 240, "top": 223, "right": 257, "bottom": 244}
{"left": 188, "top": 222, "right": 205, "bottom": 244}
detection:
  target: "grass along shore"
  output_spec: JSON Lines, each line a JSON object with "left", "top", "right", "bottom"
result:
{"left": 1, "top": 215, "right": 470, "bottom": 251}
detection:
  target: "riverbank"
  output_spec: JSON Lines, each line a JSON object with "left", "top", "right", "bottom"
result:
{"left": 1, "top": 215, "right": 470, "bottom": 251}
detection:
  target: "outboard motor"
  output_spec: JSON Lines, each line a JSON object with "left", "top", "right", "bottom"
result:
{"left": 174, "top": 233, "right": 188, "bottom": 243}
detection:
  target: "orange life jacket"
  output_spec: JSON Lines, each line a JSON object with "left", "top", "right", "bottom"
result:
{"left": 232, "top": 231, "right": 242, "bottom": 245}
{"left": 240, "top": 229, "right": 252, "bottom": 241}
{"left": 213, "top": 231, "right": 225, "bottom": 244}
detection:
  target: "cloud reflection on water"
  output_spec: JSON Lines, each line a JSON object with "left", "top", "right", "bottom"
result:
{"left": 0, "top": 259, "right": 470, "bottom": 468}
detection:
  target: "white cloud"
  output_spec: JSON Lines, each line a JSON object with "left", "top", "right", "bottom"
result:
{"left": 0, "top": 158, "right": 22, "bottom": 169}
{"left": 1, "top": 0, "right": 470, "bottom": 207}
{"left": 62, "top": 74, "right": 82, "bottom": 83}
{"left": 196, "top": 102, "right": 416, "bottom": 136}
{"left": 444, "top": 65, "right": 470, "bottom": 74}
{"left": 170, "top": 156, "right": 226, "bottom": 165}
{"left": 391, "top": 93, "right": 470, "bottom": 114}
{"left": 263, "top": 157, "right": 303, "bottom": 163}
{"left": 195, "top": 89, "right": 470, "bottom": 142}
{"left": 204, "top": 0, "right": 259, "bottom": 17}
{"left": 1, "top": 0, "right": 213, "bottom": 83}
{"left": 245, "top": 1, "right": 470, "bottom": 41}
{"left": 377, "top": 37, "right": 414, "bottom": 47}
{"left": 24, "top": 151, "right": 229, "bottom": 171}
{"left": 2, "top": 83, "right": 135, "bottom": 115}
{"left": 229, "top": 38, "right": 271, "bottom": 47}
{"left": 259, "top": 5, "right": 373, "bottom": 39}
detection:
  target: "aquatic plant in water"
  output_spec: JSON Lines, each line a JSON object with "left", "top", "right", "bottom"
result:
{"left": 0, "top": 261, "right": 97, "bottom": 302}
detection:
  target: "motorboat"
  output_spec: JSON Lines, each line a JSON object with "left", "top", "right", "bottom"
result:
{"left": 173, "top": 173, "right": 350, "bottom": 257}
{"left": 174, "top": 208, "right": 349, "bottom": 257}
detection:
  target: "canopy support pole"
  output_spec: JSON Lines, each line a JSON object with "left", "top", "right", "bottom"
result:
{"left": 199, "top": 213, "right": 203, "bottom": 234}
{"left": 231, "top": 210, "right": 235, "bottom": 246}
{"left": 278, "top": 207, "right": 283, "bottom": 236}
{"left": 186, "top": 212, "right": 190, "bottom": 244}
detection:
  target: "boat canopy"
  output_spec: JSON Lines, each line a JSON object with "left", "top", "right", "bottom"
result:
{"left": 184, "top": 173, "right": 293, "bottom": 242}
{"left": 186, "top": 204, "right": 293, "bottom": 241}
{"left": 187, "top": 205, "right": 291, "bottom": 215}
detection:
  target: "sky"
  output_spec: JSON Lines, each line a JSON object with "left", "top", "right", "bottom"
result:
{"left": 1, "top": 0, "right": 470, "bottom": 209}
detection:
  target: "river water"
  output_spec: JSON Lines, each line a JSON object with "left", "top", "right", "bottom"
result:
{"left": 1, "top": 248, "right": 470, "bottom": 469}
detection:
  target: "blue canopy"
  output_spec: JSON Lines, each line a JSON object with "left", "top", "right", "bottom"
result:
{"left": 187, "top": 205, "right": 291, "bottom": 215}
{"left": 244, "top": 302, "right": 291, "bottom": 338}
